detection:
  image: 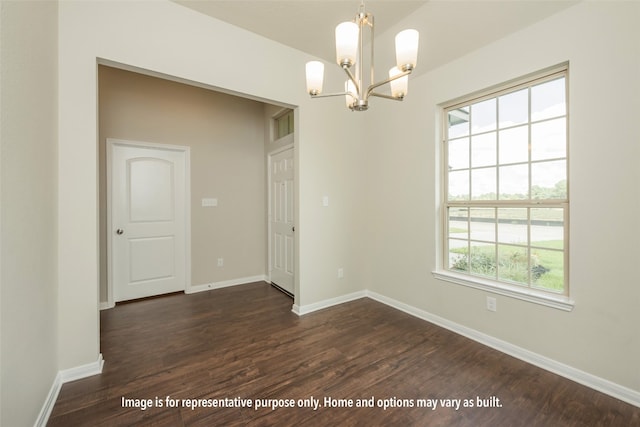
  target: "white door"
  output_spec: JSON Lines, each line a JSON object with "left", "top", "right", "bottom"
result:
{"left": 269, "top": 147, "right": 295, "bottom": 294}
{"left": 109, "top": 140, "right": 188, "bottom": 302}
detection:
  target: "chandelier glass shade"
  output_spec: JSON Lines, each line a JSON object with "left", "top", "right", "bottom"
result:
{"left": 305, "top": 2, "right": 419, "bottom": 111}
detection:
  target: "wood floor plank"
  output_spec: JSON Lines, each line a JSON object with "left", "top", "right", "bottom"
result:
{"left": 48, "top": 282, "right": 640, "bottom": 426}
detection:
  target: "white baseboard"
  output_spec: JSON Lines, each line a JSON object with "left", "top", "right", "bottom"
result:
{"left": 99, "top": 276, "right": 269, "bottom": 309}
{"left": 187, "top": 275, "right": 268, "bottom": 294}
{"left": 34, "top": 372, "right": 62, "bottom": 427}
{"left": 364, "top": 290, "right": 640, "bottom": 409}
{"left": 59, "top": 353, "right": 104, "bottom": 383}
{"left": 35, "top": 354, "right": 104, "bottom": 427}
{"left": 292, "top": 290, "right": 366, "bottom": 316}
{"left": 100, "top": 301, "right": 115, "bottom": 310}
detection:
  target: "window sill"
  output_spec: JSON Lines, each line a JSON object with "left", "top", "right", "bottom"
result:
{"left": 432, "top": 270, "right": 575, "bottom": 312}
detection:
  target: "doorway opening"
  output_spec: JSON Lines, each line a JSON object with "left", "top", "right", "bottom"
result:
{"left": 98, "top": 64, "right": 297, "bottom": 307}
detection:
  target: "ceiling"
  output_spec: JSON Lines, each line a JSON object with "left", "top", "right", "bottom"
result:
{"left": 174, "top": 0, "right": 578, "bottom": 76}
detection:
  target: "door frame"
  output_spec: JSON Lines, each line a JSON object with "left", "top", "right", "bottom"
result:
{"left": 267, "top": 143, "right": 295, "bottom": 295}
{"left": 106, "top": 138, "right": 191, "bottom": 307}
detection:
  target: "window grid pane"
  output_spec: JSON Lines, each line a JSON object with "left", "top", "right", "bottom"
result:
{"left": 444, "top": 68, "right": 568, "bottom": 296}
{"left": 275, "top": 110, "right": 294, "bottom": 139}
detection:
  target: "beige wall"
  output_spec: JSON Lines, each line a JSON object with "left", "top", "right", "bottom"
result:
{"left": 98, "top": 66, "right": 267, "bottom": 302}
{"left": 0, "top": 1, "right": 59, "bottom": 425}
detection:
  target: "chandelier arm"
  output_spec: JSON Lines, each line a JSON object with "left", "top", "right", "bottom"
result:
{"left": 365, "top": 69, "right": 412, "bottom": 99}
{"left": 310, "top": 92, "right": 356, "bottom": 99}
{"left": 358, "top": 14, "right": 364, "bottom": 99}
{"left": 342, "top": 66, "right": 361, "bottom": 96}
{"left": 369, "top": 14, "right": 375, "bottom": 93}
{"left": 369, "top": 92, "right": 404, "bottom": 101}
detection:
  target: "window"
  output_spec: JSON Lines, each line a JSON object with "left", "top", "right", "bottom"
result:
{"left": 274, "top": 109, "right": 294, "bottom": 140}
{"left": 441, "top": 66, "right": 569, "bottom": 303}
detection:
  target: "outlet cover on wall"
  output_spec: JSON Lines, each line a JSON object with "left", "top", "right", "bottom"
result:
{"left": 338, "top": 268, "right": 344, "bottom": 279}
{"left": 217, "top": 258, "right": 224, "bottom": 267}
{"left": 486, "top": 296, "right": 497, "bottom": 312}
{"left": 202, "top": 198, "right": 218, "bottom": 207}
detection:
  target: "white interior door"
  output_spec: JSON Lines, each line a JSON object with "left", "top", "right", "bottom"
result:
{"left": 109, "top": 140, "right": 188, "bottom": 302}
{"left": 269, "top": 147, "right": 295, "bottom": 294}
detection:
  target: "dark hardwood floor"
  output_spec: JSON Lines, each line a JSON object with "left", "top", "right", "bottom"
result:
{"left": 48, "top": 282, "right": 639, "bottom": 426}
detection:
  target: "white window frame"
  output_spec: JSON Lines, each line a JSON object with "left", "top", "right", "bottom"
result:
{"left": 274, "top": 109, "right": 294, "bottom": 141}
{"left": 433, "top": 64, "right": 574, "bottom": 311}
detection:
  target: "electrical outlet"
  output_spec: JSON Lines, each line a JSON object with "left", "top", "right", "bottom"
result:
{"left": 486, "top": 296, "right": 497, "bottom": 312}
{"left": 217, "top": 258, "right": 224, "bottom": 267}
{"left": 338, "top": 268, "right": 344, "bottom": 279}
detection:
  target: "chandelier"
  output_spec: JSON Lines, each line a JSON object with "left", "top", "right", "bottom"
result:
{"left": 305, "top": 1, "right": 419, "bottom": 111}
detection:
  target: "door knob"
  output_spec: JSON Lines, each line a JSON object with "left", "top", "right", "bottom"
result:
{"left": 116, "top": 229, "right": 124, "bottom": 235}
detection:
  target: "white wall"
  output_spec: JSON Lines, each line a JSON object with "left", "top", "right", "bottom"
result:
{"left": 57, "top": 0, "right": 364, "bottom": 370}
{"left": 366, "top": 1, "right": 640, "bottom": 394}
{"left": 0, "top": 1, "right": 59, "bottom": 425}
